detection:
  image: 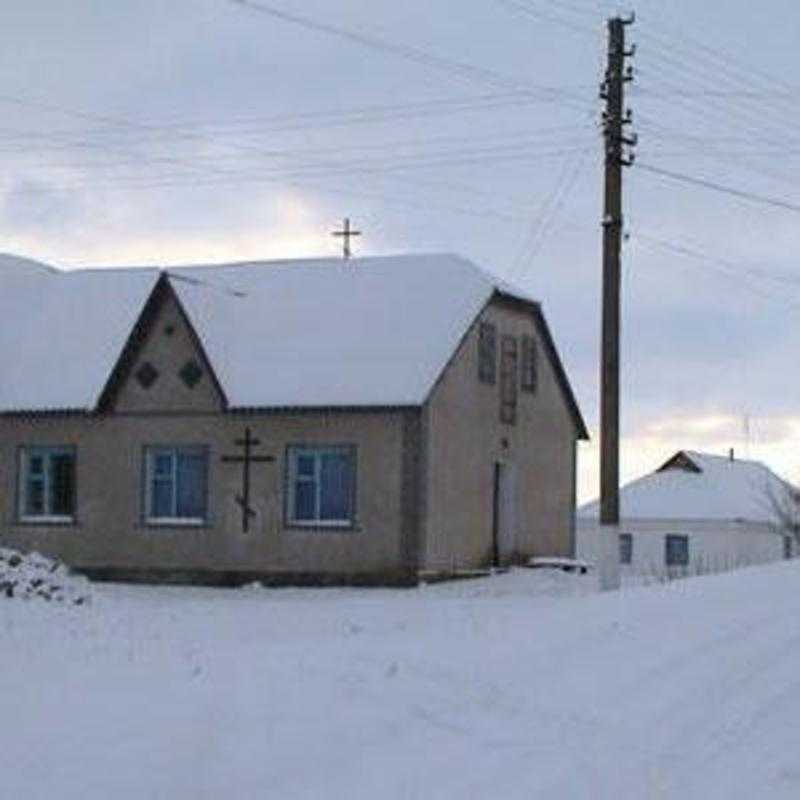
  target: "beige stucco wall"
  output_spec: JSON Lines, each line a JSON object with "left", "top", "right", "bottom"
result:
{"left": 0, "top": 410, "right": 411, "bottom": 578}
{"left": 421, "top": 297, "right": 580, "bottom": 570}
{"left": 113, "top": 290, "right": 223, "bottom": 413}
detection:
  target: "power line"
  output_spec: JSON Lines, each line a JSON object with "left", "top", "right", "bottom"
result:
{"left": 0, "top": 122, "right": 595, "bottom": 168}
{"left": 0, "top": 90, "right": 585, "bottom": 145}
{"left": 636, "top": 232, "right": 800, "bottom": 288}
{"left": 490, "top": 0, "right": 599, "bottom": 37}
{"left": 512, "top": 148, "right": 590, "bottom": 275}
{"left": 633, "top": 232, "right": 800, "bottom": 312}
{"left": 636, "top": 163, "right": 800, "bottom": 214}
{"left": 34, "top": 144, "right": 593, "bottom": 195}
{"left": 227, "top": 0, "right": 592, "bottom": 111}
{"left": 634, "top": 88, "right": 800, "bottom": 100}
{"left": 634, "top": 42, "right": 800, "bottom": 145}
{"left": 635, "top": 5, "right": 797, "bottom": 99}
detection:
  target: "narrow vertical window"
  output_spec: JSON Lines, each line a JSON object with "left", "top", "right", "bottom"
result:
{"left": 19, "top": 446, "right": 76, "bottom": 522}
{"left": 287, "top": 446, "right": 356, "bottom": 527}
{"left": 619, "top": 533, "right": 633, "bottom": 565}
{"left": 478, "top": 322, "right": 497, "bottom": 384}
{"left": 521, "top": 334, "right": 538, "bottom": 393}
{"left": 499, "top": 335, "right": 518, "bottom": 425}
{"left": 145, "top": 447, "right": 208, "bottom": 524}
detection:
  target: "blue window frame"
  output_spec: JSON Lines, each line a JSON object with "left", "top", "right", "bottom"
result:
{"left": 287, "top": 446, "right": 356, "bottom": 527}
{"left": 145, "top": 447, "right": 208, "bottom": 524}
{"left": 19, "top": 446, "right": 76, "bottom": 521}
{"left": 665, "top": 534, "right": 689, "bottom": 567}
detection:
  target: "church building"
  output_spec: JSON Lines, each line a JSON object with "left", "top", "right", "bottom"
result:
{"left": 0, "top": 252, "right": 587, "bottom": 585}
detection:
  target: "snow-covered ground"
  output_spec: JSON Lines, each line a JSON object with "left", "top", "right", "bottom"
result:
{"left": 2, "top": 563, "right": 800, "bottom": 799}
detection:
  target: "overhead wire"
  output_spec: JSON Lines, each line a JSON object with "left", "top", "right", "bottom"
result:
{"left": 635, "top": 163, "right": 800, "bottom": 214}
{"left": 633, "top": 232, "right": 800, "bottom": 313}
{"left": 511, "top": 147, "right": 592, "bottom": 275}
{"left": 228, "top": 0, "right": 594, "bottom": 113}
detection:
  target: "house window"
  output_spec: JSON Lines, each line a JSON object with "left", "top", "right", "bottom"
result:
{"left": 286, "top": 446, "right": 356, "bottom": 527}
{"left": 478, "top": 322, "right": 497, "bottom": 384}
{"left": 665, "top": 534, "right": 689, "bottom": 567}
{"left": 19, "top": 446, "right": 76, "bottom": 522}
{"left": 619, "top": 533, "right": 633, "bottom": 565}
{"left": 500, "top": 335, "right": 518, "bottom": 425}
{"left": 144, "top": 447, "right": 208, "bottom": 524}
{"left": 521, "top": 335, "right": 538, "bottom": 393}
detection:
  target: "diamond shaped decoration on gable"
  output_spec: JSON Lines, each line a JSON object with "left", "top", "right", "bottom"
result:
{"left": 135, "top": 362, "right": 159, "bottom": 390}
{"left": 179, "top": 359, "right": 204, "bottom": 389}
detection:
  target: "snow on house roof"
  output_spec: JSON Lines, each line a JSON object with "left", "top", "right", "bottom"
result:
{"left": 578, "top": 450, "right": 794, "bottom": 525}
{"left": 167, "top": 253, "right": 518, "bottom": 408}
{"left": 0, "top": 255, "right": 159, "bottom": 412}
{"left": 0, "top": 252, "right": 587, "bottom": 430}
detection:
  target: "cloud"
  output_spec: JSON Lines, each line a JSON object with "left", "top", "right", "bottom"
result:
{"left": 1, "top": 178, "right": 86, "bottom": 234}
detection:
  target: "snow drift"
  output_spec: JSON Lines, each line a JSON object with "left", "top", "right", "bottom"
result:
{"left": 0, "top": 547, "right": 90, "bottom": 604}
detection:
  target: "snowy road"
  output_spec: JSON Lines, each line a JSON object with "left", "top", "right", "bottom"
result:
{"left": 2, "top": 564, "right": 800, "bottom": 799}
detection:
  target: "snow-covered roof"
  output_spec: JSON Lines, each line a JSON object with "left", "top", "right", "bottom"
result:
{"left": 579, "top": 450, "right": 795, "bottom": 525}
{"left": 0, "top": 255, "right": 159, "bottom": 412}
{"left": 168, "top": 254, "right": 522, "bottom": 408}
{"left": 0, "top": 252, "right": 586, "bottom": 430}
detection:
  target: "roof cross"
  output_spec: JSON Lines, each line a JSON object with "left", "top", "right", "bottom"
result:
{"left": 331, "top": 217, "right": 361, "bottom": 259}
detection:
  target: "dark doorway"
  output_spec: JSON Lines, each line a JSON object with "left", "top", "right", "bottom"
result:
{"left": 491, "top": 462, "right": 516, "bottom": 568}
{"left": 492, "top": 462, "right": 502, "bottom": 568}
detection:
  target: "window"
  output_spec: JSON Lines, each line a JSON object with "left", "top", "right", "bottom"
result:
{"left": 19, "top": 446, "right": 76, "bottom": 522}
{"left": 521, "top": 334, "right": 538, "bottom": 393}
{"left": 499, "top": 335, "right": 518, "bottom": 425}
{"left": 478, "top": 322, "right": 497, "bottom": 384}
{"left": 287, "top": 446, "right": 356, "bottom": 527}
{"left": 619, "top": 533, "right": 633, "bottom": 565}
{"left": 665, "top": 534, "right": 689, "bottom": 567}
{"left": 144, "top": 447, "right": 208, "bottom": 524}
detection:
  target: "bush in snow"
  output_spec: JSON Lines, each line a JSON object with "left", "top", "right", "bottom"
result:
{"left": 0, "top": 548, "right": 90, "bottom": 605}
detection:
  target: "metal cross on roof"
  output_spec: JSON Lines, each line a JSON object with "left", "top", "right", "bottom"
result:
{"left": 331, "top": 217, "right": 361, "bottom": 259}
{"left": 221, "top": 427, "right": 275, "bottom": 533}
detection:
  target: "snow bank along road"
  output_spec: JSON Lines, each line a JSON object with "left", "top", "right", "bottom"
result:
{"left": 2, "top": 563, "right": 800, "bottom": 799}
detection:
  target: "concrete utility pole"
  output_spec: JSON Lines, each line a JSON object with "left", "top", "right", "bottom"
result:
{"left": 599, "top": 14, "right": 636, "bottom": 528}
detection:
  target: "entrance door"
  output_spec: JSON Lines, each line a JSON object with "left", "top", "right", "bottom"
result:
{"left": 492, "top": 462, "right": 517, "bottom": 567}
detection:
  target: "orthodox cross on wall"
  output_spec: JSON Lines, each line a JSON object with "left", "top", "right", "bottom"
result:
{"left": 331, "top": 217, "right": 361, "bottom": 259}
{"left": 221, "top": 427, "right": 274, "bottom": 533}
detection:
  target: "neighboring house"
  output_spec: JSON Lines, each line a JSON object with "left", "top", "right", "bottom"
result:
{"left": 577, "top": 450, "right": 797, "bottom": 579}
{"left": 0, "top": 252, "right": 588, "bottom": 586}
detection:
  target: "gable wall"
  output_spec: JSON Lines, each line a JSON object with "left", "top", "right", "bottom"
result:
{"left": 0, "top": 408, "right": 415, "bottom": 582}
{"left": 421, "top": 297, "right": 579, "bottom": 570}
{"left": 112, "top": 291, "right": 223, "bottom": 413}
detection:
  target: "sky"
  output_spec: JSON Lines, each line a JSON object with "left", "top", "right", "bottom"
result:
{"left": 2, "top": 0, "right": 799, "bottom": 502}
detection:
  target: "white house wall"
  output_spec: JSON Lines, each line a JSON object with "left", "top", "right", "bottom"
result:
{"left": 577, "top": 518, "right": 788, "bottom": 580}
